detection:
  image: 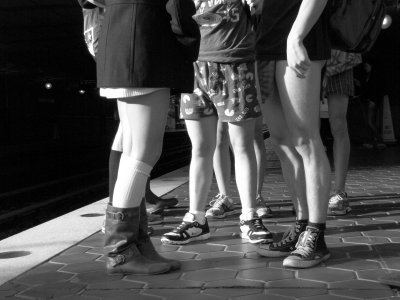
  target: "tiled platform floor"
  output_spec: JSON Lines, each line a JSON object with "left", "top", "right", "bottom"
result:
{"left": 1, "top": 146, "right": 400, "bottom": 299}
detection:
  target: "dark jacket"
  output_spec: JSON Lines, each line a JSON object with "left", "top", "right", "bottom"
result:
{"left": 256, "top": 0, "right": 330, "bottom": 61}
{"left": 94, "top": 0, "right": 200, "bottom": 93}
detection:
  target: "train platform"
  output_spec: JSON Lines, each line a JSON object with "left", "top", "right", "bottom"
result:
{"left": 1, "top": 145, "right": 400, "bottom": 300}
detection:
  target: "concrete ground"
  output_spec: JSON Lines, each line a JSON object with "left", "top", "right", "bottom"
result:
{"left": 0, "top": 145, "right": 400, "bottom": 300}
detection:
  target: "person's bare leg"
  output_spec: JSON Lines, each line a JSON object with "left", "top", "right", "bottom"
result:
{"left": 327, "top": 94, "right": 350, "bottom": 193}
{"left": 113, "top": 89, "right": 170, "bottom": 208}
{"left": 105, "top": 89, "right": 171, "bottom": 275}
{"left": 259, "top": 62, "right": 308, "bottom": 219}
{"left": 254, "top": 116, "right": 267, "bottom": 197}
{"left": 161, "top": 116, "right": 217, "bottom": 245}
{"left": 186, "top": 117, "right": 219, "bottom": 213}
{"left": 228, "top": 119, "right": 257, "bottom": 212}
{"left": 278, "top": 60, "right": 331, "bottom": 268}
{"left": 256, "top": 60, "right": 308, "bottom": 258}
{"left": 229, "top": 118, "right": 273, "bottom": 244}
{"left": 276, "top": 60, "right": 331, "bottom": 224}
{"left": 253, "top": 115, "right": 274, "bottom": 218}
{"left": 213, "top": 120, "right": 231, "bottom": 196}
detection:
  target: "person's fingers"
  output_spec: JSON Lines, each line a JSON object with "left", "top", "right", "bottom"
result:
{"left": 296, "top": 64, "right": 308, "bottom": 73}
{"left": 294, "top": 58, "right": 311, "bottom": 78}
{"left": 290, "top": 63, "right": 309, "bottom": 78}
{"left": 294, "top": 69, "right": 306, "bottom": 79}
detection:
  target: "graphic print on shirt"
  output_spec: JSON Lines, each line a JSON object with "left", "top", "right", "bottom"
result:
{"left": 193, "top": 0, "right": 241, "bottom": 27}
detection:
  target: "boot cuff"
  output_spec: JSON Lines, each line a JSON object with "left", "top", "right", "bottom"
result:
{"left": 106, "top": 204, "right": 139, "bottom": 221}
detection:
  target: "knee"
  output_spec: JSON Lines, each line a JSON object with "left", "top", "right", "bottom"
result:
{"left": 230, "top": 135, "right": 253, "bottom": 155}
{"left": 124, "top": 147, "right": 162, "bottom": 167}
{"left": 269, "top": 134, "right": 299, "bottom": 163}
{"left": 329, "top": 117, "right": 348, "bottom": 138}
{"left": 289, "top": 132, "right": 313, "bottom": 156}
{"left": 269, "top": 131, "right": 290, "bottom": 151}
{"left": 191, "top": 141, "right": 215, "bottom": 159}
{"left": 122, "top": 138, "right": 163, "bottom": 167}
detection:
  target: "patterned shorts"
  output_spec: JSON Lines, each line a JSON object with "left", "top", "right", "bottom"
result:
{"left": 180, "top": 61, "right": 262, "bottom": 122}
{"left": 325, "top": 68, "right": 354, "bottom": 97}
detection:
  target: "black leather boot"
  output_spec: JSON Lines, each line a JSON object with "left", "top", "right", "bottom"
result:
{"left": 145, "top": 179, "right": 178, "bottom": 214}
{"left": 137, "top": 200, "right": 181, "bottom": 270}
{"left": 104, "top": 204, "right": 171, "bottom": 275}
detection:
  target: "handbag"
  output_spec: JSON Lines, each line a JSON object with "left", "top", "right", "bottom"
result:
{"left": 329, "top": 0, "right": 386, "bottom": 53}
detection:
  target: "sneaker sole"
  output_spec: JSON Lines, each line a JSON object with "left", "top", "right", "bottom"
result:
{"left": 240, "top": 233, "right": 274, "bottom": 244}
{"left": 282, "top": 252, "right": 331, "bottom": 268}
{"left": 327, "top": 207, "right": 351, "bottom": 216}
{"left": 107, "top": 265, "right": 171, "bottom": 276}
{"left": 160, "top": 233, "right": 211, "bottom": 245}
{"left": 205, "top": 210, "right": 236, "bottom": 219}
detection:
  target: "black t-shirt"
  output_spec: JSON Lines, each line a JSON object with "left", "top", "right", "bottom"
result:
{"left": 255, "top": 0, "right": 331, "bottom": 61}
{"left": 194, "top": 0, "right": 255, "bottom": 63}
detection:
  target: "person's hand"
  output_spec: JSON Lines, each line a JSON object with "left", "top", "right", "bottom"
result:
{"left": 286, "top": 34, "right": 311, "bottom": 79}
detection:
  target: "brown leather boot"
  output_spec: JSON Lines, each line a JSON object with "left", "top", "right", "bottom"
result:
{"left": 104, "top": 204, "right": 171, "bottom": 275}
{"left": 137, "top": 200, "right": 181, "bottom": 270}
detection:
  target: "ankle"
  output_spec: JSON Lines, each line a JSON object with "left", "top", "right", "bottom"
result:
{"left": 222, "top": 194, "right": 234, "bottom": 204}
{"left": 296, "top": 219, "right": 308, "bottom": 225}
{"left": 305, "top": 225, "right": 328, "bottom": 250}
{"left": 187, "top": 211, "right": 206, "bottom": 224}
{"left": 240, "top": 208, "right": 257, "bottom": 221}
{"left": 295, "top": 219, "right": 309, "bottom": 230}
{"left": 333, "top": 190, "right": 346, "bottom": 196}
{"left": 307, "top": 222, "right": 326, "bottom": 231}
{"left": 145, "top": 192, "right": 160, "bottom": 204}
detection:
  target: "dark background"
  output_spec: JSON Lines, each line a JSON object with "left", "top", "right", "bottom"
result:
{"left": 0, "top": 0, "right": 113, "bottom": 193}
{"left": 0, "top": 1, "right": 191, "bottom": 238}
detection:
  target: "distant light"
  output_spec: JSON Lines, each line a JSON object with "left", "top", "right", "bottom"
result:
{"left": 382, "top": 14, "right": 392, "bottom": 29}
{"left": 78, "top": 89, "right": 86, "bottom": 94}
{"left": 44, "top": 82, "right": 52, "bottom": 90}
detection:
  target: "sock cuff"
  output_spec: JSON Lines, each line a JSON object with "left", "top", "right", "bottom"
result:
{"left": 308, "top": 222, "right": 326, "bottom": 231}
{"left": 120, "top": 154, "right": 152, "bottom": 177}
{"left": 185, "top": 211, "right": 206, "bottom": 224}
{"left": 296, "top": 219, "right": 309, "bottom": 224}
{"left": 189, "top": 210, "right": 206, "bottom": 217}
{"left": 240, "top": 208, "right": 257, "bottom": 221}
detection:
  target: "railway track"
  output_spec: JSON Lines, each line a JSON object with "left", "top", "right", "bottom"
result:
{"left": 0, "top": 169, "right": 108, "bottom": 240}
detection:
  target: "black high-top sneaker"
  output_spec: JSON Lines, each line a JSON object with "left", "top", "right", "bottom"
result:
{"left": 282, "top": 226, "right": 330, "bottom": 268}
{"left": 257, "top": 221, "right": 307, "bottom": 257}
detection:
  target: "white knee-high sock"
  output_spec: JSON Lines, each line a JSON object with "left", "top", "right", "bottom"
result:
{"left": 112, "top": 154, "right": 152, "bottom": 208}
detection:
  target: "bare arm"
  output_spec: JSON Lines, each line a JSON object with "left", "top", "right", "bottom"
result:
{"left": 287, "top": 0, "right": 328, "bottom": 77}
